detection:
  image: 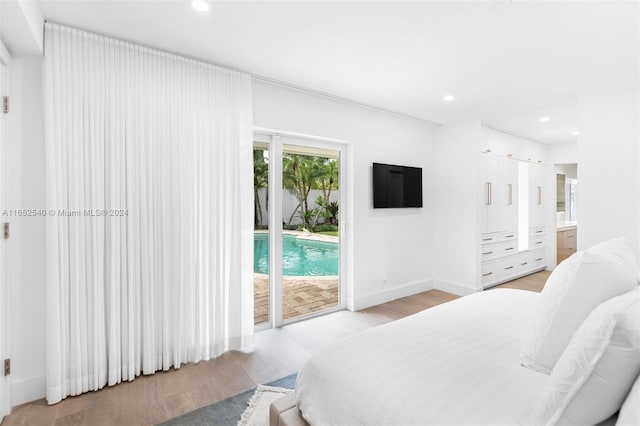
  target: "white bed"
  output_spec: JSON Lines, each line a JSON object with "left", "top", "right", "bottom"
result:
{"left": 294, "top": 289, "right": 549, "bottom": 425}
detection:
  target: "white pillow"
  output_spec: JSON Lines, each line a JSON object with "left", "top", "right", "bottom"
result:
{"left": 528, "top": 287, "right": 640, "bottom": 426}
{"left": 617, "top": 374, "right": 640, "bottom": 426}
{"left": 521, "top": 238, "right": 638, "bottom": 374}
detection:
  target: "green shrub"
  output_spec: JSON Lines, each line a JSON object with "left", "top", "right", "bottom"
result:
{"left": 314, "top": 224, "right": 338, "bottom": 233}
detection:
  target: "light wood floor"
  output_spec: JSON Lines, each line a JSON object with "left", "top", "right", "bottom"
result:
{"left": 4, "top": 271, "right": 550, "bottom": 426}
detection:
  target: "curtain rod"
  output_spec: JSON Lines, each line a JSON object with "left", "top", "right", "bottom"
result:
{"left": 43, "top": 20, "right": 440, "bottom": 127}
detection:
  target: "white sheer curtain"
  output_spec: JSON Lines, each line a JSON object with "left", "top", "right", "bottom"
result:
{"left": 43, "top": 23, "right": 254, "bottom": 404}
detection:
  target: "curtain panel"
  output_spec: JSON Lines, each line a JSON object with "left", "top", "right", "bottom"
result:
{"left": 43, "top": 23, "right": 254, "bottom": 404}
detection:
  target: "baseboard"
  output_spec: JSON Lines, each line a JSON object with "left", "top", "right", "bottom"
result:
{"left": 433, "top": 280, "right": 481, "bottom": 296}
{"left": 11, "top": 375, "right": 45, "bottom": 407}
{"left": 353, "top": 280, "right": 434, "bottom": 311}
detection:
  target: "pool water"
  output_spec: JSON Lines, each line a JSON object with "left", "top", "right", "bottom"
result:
{"left": 254, "top": 233, "right": 339, "bottom": 276}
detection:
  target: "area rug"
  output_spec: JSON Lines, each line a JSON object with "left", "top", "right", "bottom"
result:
{"left": 237, "top": 385, "right": 293, "bottom": 426}
{"left": 158, "top": 374, "right": 297, "bottom": 426}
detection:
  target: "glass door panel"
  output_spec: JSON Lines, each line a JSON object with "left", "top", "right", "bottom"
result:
{"left": 281, "top": 144, "right": 340, "bottom": 321}
{"left": 253, "top": 143, "right": 269, "bottom": 325}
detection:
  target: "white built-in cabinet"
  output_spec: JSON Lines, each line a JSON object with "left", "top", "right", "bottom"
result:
{"left": 498, "top": 158, "right": 519, "bottom": 232}
{"left": 479, "top": 156, "right": 518, "bottom": 236}
{"left": 480, "top": 156, "right": 499, "bottom": 236}
{"left": 480, "top": 127, "right": 548, "bottom": 289}
{"left": 529, "top": 164, "right": 546, "bottom": 228}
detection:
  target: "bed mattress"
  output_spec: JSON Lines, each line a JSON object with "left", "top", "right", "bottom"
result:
{"left": 295, "top": 288, "right": 548, "bottom": 425}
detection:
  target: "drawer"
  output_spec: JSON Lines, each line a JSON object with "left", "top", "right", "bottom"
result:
{"left": 500, "top": 257, "right": 519, "bottom": 279}
{"left": 480, "top": 233, "right": 499, "bottom": 246}
{"left": 530, "top": 236, "right": 545, "bottom": 249}
{"left": 480, "top": 244, "right": 499, "bottom": 262}
{"left": 530, "top": 250, "right": 546, "bottom": 269}
{"left": 530, "top": 226, "right": 546, "bottom": 237}
{"left": 497, "top": 240, "right": 518, "bottom": 258}
{"left": 481, "top": 261, "right": 500, "bottom": 286}
{"left": 564, "top": 229, "right": 577, "bottom": 246}
{"left": 517, "top": 252, "right": 531, "bottom": 274}
{"left": 499, "top": 231, "right": 517, "bottom": 242}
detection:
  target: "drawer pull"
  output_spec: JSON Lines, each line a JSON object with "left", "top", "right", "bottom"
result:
{"left": 536, "top": 241, "right": 543, "bottom": 245}
{"left": 536, "top": 257, "right": 543, "bottom": 261}
{"left": 504, "top": 266, "right": 514, "bottom": 270}
{"left": 536, "top": 230, "right": 543, "bottom": 234}
{"left": 505, "top": 247, "right": 514, "bottom": 251}
{"left": 521, "top": 262, "right": 528, "bottom": 266}
{"left": 482, "top": 251, "right": 493, "bottom": 255}
{"left": 482, "top": 272, "right": 493, "bottom": 277}
{"left": 482, "top": 237, "right": 493, "bottom": 241}
{"left": 567, "top": 235, "right": 575, "bottom": 238}
{"left": 504, "top": 234, "right": 514, "bottom": 238}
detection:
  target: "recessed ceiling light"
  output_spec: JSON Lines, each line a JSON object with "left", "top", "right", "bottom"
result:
{"left": 443, "top": 94, "right": 455, "bottom": 102}
{"left": 572, "top": 131, "right": 579, "bottom": 136}
{"left": 191, "top": 0, "right": 209, "bottom": 12}
{"left": 539, "top": 116, "right": 550, "bottom": 123}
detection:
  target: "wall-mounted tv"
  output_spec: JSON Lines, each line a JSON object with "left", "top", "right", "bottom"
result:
{"left": 373, "top": 163, "right": 423, "bottom": 208}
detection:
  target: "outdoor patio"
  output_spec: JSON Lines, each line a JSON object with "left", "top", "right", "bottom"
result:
{"left": 254, "top": 274, "right": 339, "bottom": 324}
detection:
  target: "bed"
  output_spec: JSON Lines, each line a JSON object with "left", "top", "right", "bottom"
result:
{"left": 272, "top": 289, "right": 549, "bottom": 425}
{"left": 271, "top": 239, "right": 640, "bottom": 426}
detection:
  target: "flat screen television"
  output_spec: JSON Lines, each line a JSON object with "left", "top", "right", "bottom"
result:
{"left": 373, "top": 162, "right": 423, "bottom": 208}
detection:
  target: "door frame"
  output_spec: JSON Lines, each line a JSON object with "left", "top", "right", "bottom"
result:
{"left": 0, "top": 38, "right": 11, "bottom": 419}
{"left": 253, "top": 128, "right": 351, "bottom": 329}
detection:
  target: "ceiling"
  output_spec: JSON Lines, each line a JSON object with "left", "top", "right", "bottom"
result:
{"left": 26, "top": 1, "right": 640, "bottom": 144}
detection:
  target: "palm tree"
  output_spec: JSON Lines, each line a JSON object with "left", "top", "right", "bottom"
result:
{"left": 311, "top": 159, "right": 338, "bottom": 227}
{"left": 282, "top": 154, "right": 339, "bottom": 228}
{"left": 253, "top": 149, "right": 268, "bottom": 227}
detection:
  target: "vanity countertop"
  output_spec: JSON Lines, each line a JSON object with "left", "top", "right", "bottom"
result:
{"left": 557, "top": 223, "right": 578, "bottom": 232}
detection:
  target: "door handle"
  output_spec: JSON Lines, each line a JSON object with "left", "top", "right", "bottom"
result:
{"left": 537, "top": 186, "right": 542, "bottom": 205}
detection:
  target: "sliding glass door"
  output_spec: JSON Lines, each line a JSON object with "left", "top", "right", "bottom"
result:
{"left": 281, "top": 144, "right": 340, "bottom": 321}
{"left": 253, "top": 134, "right": 345, "bottom": 328}
{"left": 253, "top": 143, "right": 270, "bottom": 325}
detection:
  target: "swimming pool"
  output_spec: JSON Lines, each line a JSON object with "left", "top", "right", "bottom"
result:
{"left": 254, "top": 233, "right": 339, "bottom": 276}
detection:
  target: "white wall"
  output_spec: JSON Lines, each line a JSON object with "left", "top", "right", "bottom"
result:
{"left": 256, "top": 188, "right": 339, "bottom": 227}
{"left": 577, "top": 87, "right": 639, "bottom": 257}
{"left": 0, "top": 0, "right": 43, "bottom": 55}
{"left": 253, "top": 80, "right": 436, "bottom": 310}
{"left": 432, "top": 120, "right": 483, "bottom": 295}
{"left": 550, "top": 142, "right": 577, "bottom": 165}
{"left": 6, "top": 57, "right": 46, "bottom": 406}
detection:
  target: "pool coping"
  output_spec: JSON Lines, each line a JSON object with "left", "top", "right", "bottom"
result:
{"left": 254, "top": 229, "right": 339, "bottom": 244}
{"left": 254, "top": 273, "right": 339, "bottom": 280}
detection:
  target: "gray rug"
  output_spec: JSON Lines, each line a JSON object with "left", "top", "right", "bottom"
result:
{"left": 158, "top": 374, "right": 297, "bottom": 426}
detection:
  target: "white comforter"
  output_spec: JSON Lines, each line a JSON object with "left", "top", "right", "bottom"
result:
{"left": 295, "top": 289, "right": 548, "bottom": 425}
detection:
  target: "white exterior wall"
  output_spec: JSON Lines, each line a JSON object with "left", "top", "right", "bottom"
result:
{"left": 255, "top": 188, "right": 340, "bottom": 227}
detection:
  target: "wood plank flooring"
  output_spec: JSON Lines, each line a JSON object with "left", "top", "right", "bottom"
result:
{"left": 494, "top": 270, "right": 551, "bottom": 293}
{"left": 3, "top": 271, "right": 549, "bottom": 426}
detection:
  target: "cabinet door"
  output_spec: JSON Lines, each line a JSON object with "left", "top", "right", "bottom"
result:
{"left": 498, "top": 158, "right": 518, "bottom": 232}
{"left": 480, "top": 156, "right": 499, "bottom": 233}
{"left": 529, "top": 164, "right": 544, "bottom": 228}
